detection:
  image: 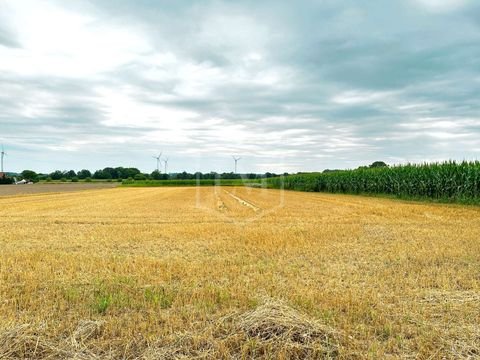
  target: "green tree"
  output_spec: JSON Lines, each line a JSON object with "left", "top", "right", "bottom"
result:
{"left": 77, "top": 169, "right": 92, "bottom": 179}
{"left": 93, "top": 170, "right": 108, "bottom": 179}
{"left": 66, "top": 170, "right": 77, "bottom": 179}
{"left": 102, "top": 167, "right": 118, "bottom": 179}
{"left": 134, "top": 173, "right": 146, "bottom": 181}
{"left": 369, "top": 161, "right": 388, "bottom": 168}
{"left": 50, "top": 170, "right": 64, "bottom": 180}
{"left": 21, "top": 170, "right": 38, "bottom": 182}
{"left": 151, "top": 170, "right": 162, "bottom": 180}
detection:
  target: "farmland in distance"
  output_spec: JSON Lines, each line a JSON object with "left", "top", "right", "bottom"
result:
{"left": 0, "top": 186, "right": 479, "bottom": 358}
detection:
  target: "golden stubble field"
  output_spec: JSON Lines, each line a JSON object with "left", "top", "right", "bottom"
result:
{"left": 0, "top": 186, "right": 479, "bottom": 359}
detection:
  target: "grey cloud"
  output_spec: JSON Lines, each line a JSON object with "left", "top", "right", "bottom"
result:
{"left": 1, "top": 0, "right": 480, "bottom": 172}
{"left": 0, "top": 32, "right": 19, "bottom": 48}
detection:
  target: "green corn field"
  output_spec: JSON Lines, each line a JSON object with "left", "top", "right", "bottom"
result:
{"left": 267, "top": 161, "right": 480, "bottom": 203}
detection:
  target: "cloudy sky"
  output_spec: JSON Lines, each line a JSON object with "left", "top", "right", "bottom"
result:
{"left": 1, "top": 0, "right": 479, "bottom": 173}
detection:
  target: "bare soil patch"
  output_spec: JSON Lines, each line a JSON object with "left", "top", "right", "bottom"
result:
{"left": 0, "top": 183, "right": 118, "bottom": 196}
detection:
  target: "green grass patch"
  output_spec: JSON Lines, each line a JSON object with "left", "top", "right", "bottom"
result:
{"left": 144, "top": 286, "right": 176, "bottom": 309}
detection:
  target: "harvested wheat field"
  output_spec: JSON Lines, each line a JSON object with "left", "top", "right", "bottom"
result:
{"left": 0, "top": 186, "right": 479, "bottom": 359}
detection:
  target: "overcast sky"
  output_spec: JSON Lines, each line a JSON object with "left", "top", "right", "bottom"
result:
{"left": 1, "top": 0, "right": 479, "bottom": 173}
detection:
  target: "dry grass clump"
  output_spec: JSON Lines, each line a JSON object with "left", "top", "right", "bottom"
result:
{"left": 0, "top": 299, "right": 338, "bottom": 359}
{"left": 143, "top": 332, "right": 216, "bottom": 359}
{"left": 144, "top": 298, "right": 339, "bottom": 359}
{"left": 0, "top": 320, "right": 108, "bottom": 359}
{"left": 231, "top": 298, "right": 339, "bottom": 358}
{"left": 449, "top": 333, "right": 480, "bottom": 359}
{"left": 70, "top": 320, "right": 104, "bottom": 348}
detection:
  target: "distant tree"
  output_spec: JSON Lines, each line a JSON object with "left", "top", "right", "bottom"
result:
{"left": 369, "top": 161, "right": 388, "bottom": 168}
{"left": 204, "top": 172, "right": 218, "bottom": 180}
{"left": 151, "top": 170, "right": 161, "bottom": 180}
{"left": 114, "top": 167, "right": 127, "bottom": 179}
{"left": 323, "top": 169, "right": 340, "bottom": 173}
{"left": 134, "top": 173, "right": 146, "bottom": 181}
{"left": 71, "top": 177, "right": 79, "bottom": 182}
{"left": 66, "top": 170, "right": 77, "bottom": 179}
{"left": 264, "top": 172, "right": 277, "bottom": 178}
{"left": 220, "top": 172, "right": 239, "bottom": 179}
{"left": 102, "top": 167, "right": 118, "bottom": 179}
{"left": 21, "top": 170, "right": 38, "bottom": 182}
{"left": 151, "top": 170, "right": 169, "bottom": 180}
{"left": 177, "top": 171, "right": 192, "bottom": 180}
{"left": 50, "top": 170, "right": 64, "bottom": 180}
{"left": 93, "top": 170, "right": 108, "bottom": 179}
{"left": 124, "top": 168, "right": 141, "bottom": 179}
{"left": 77, "top": 169, "right": 91, "bottom": 179}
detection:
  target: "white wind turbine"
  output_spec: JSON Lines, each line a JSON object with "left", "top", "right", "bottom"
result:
{"left": 1, "top": 145, "right": 6, "bottom": 173}
{"left": 163, "top": 157, "right": 169, "bottom": 174}
{"left": 232, "top": 156, "right": 241, "bottom": 174}
{"left": 153, "top": 152, "right": 162, "bottom": 172}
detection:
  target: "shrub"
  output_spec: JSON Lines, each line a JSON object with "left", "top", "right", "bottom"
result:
{"left": 0, "top": 177, "right": 13, "bottom": 185}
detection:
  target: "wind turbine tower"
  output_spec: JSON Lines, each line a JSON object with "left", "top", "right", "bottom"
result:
{"left": 232, "top": 156, "right": 241, "bottom": 174}
{"left": 163, "top": 157, "right": 169, "bottom": 174}
{"left": 1, "top": 145, "right": 6, "bottom": 173}
{"left": 153, "top": 152, "right": 162, "bottom": 172}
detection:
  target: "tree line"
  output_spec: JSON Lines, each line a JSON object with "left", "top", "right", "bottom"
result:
{"left": 16, "top": 167, "right": 283, "bottom": 182}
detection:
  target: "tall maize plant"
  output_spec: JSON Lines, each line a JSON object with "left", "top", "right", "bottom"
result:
{"left": 268, "top": 161, "right": 480, "bottom": 203}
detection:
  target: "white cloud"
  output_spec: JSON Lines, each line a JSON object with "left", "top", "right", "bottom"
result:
{"left": 413, "top": 0, "right": 470, "bottom": 12}
{"left": 96, "top": 87, "right": 198, "bottom": 129}
{"left": 0, "top": 0, "right": 150, "bottom": 77}
{"left": 331, "top": 90, "right": 396, "bottom": 105}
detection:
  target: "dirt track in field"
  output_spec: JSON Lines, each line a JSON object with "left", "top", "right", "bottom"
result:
{"left": 0, "top": 182, "right": 118, "bottom": 196}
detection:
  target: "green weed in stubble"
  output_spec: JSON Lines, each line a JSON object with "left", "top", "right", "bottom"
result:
{"left": 94, "top": 293, "right": 111, "bottom": 314}
{"left": 144, "top": 286, "right": 175, "bottom": 309}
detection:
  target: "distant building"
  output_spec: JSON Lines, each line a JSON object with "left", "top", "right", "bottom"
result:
{"left": 0, "top": 172, "right": 12, "bottom": 184}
